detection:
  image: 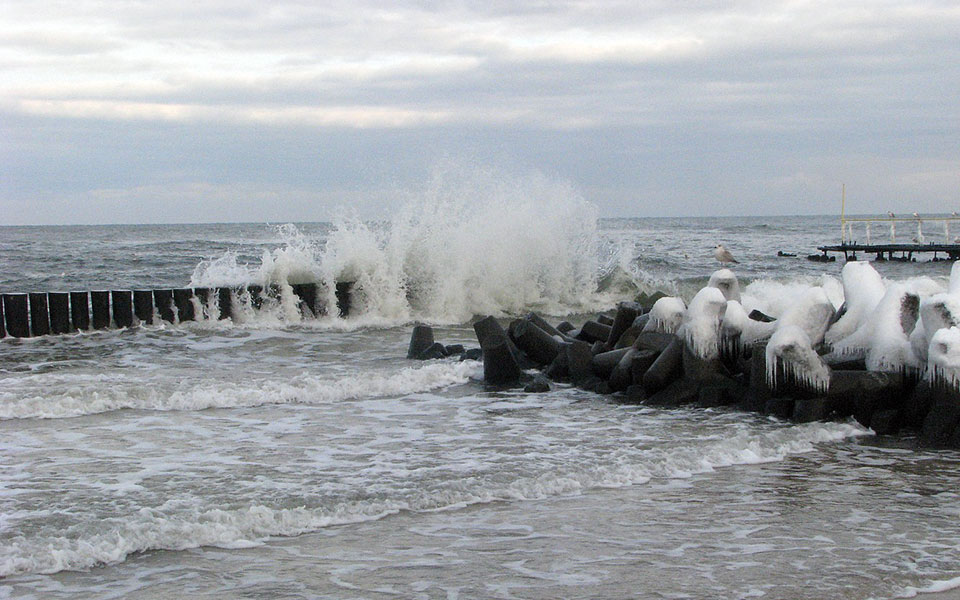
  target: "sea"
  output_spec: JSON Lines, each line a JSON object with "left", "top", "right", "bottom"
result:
{"left": 2, "top": 186, "right": 960, "bottom": 599}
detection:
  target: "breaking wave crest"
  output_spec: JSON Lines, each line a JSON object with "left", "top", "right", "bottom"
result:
{"left": 190, "top": 167, "right": 628, "bottom": 325}
{"left": 0, "top": 361, "right": 482, "bottom": 420}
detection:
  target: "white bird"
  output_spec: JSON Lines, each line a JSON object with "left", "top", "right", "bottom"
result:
{"left": 913, "top": 212, "right": 921, "bottom": 219}
{"left": 714, "top": 244, "right": 739, "bottom": 265}
{"left": 888, "top": 211, "right": 896, "bottom": 218}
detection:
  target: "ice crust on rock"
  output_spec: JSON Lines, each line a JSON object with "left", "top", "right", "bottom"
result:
{"left": 912, "top": 293, "right": 960, "bottom": 363}
{"left": 708, "top": 269, "right": 741, "bottom": 303}
{"left": 825, "top": 261, "right": 886, "bottom": 345}
{"left": 645, "top": 260, "right": 959, "bottom": 390}
{"left": 681, "top": 287, "right": 727, "bottom": 360}
{"left": 643, "top": 296, "right": 686, "bottom": 335}
{"left": 929, "top": 326, "right": 960, "bottom": 388}
{"left": 775, "top": 287, "right": 836, "bottom": 348}
{"left": 830, "top": 283, "right": 921, "bottom": 372}
{"left": 721, "top": 300, "right": 776, "bottom": 353}
{"left": 766, "top": 325, "right": 831, "bottom": 394}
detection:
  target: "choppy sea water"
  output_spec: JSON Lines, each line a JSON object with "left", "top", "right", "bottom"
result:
{"left": 2, "top": 192, "right": 960, "bottom": 599}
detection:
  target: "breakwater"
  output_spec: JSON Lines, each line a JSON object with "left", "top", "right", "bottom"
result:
{"left": 0, "top": 282, "right": 353, "bottom": 338}
{"left": 410, "top": 262, "right": 960, "bottom": 449}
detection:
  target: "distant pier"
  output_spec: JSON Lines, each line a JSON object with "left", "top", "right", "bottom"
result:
{"left": 813, "top": 204, "right": 960, "bottom": 262}
{"left": 814, "top": 242, "right": 960, "bottom": 262}
{"left": 0, "top": 282, "right": 353, "bottom": 339}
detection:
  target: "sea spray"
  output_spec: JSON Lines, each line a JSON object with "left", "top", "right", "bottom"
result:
{"left": 191, "top": 168, "right": 613, "bottom": 324}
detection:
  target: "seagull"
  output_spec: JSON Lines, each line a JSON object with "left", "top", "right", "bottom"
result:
{"left": 714, "top": 244, "right": 739, "bottom": 265}
{"left": 888, "top": 211, "right": 896, "bottom": 218}
{"left": 913, "top": 212, "right": 921, "bottom": 219}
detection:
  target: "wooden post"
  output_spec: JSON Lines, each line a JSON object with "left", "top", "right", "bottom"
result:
{"left": 154, "top": 290, "right": 175, "bottom": 323}
{"left": 71, "top": 291, "right": 90, "bottom": 330}
{"left": 291, "top": 283, "right": 318, "bottom": 317}
{"left": 173, "top": 289, "right": 195, "bottom": 322}
{"left": 91, "top": 291, "right": 111, "bottom": 329}
{"left": 4, "top": 294, "right": 29, "bottom": 337}
{"left": 29, "top": 293, "right": 50, "bottom": 336}
{"left": 217, "top": 287, "right": 232, "bottom": 320}
{"left": 112, "top": 290, "right": 134, "bottom": 328}
{"left": 194, "top": 288, "right": 210, "bottom": 319}
{"left": 134, "top": 290, "right": 154, "bottom": 324}
{"left": 48, "top": 292, "right": 72, "bottom": 334}
{"left": 335, "top": 281, "right": 353, "bottom": 317}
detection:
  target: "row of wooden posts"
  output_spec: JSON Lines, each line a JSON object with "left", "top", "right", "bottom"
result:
{"left": 0, "top": 282, "right": 353, "bottom": 338}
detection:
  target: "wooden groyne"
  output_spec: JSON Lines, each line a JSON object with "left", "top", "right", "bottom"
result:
{"left": 0, "top": 282, "right": 353, "bottom": 338}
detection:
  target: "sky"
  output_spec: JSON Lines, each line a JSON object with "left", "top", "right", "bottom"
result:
{"left": 1, "top": 0, "right": 959, "bottom": 224}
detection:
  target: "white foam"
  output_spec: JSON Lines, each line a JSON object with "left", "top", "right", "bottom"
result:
{"left": 740, "top": 276, "right": 843, "bottom": 319}
{"left": 897, "top": 574, "right": 960, "bottom": 598}
{"left": 0, "top": 418, "right": 867, "bottom": 578}
{"left": 0, "top": 361, "right": 483, "bottom": 420}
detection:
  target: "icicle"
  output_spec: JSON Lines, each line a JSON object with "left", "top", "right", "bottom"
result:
{"left": 915, "top": 220, "right": 925, "bottom": 244}
{"left": 890, "top": 221, "right": 896, "bottom": 243}
{"left": 865, "top": 222, "right": 871, "bottom": 245}
{"left": 642, "top": 296, "right": 686, "bottom": 334}
{"left": 766, "top": 325, "right": 831, "bottom": 394}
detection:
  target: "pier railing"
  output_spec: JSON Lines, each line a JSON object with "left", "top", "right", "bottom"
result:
{"left": 0, "top": 282, "right": 353, "bottom": 339}
{"left": 840, "top": 214, "right": 960, "bottom": 245}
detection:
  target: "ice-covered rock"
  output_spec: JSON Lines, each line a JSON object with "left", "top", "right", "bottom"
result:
{"left": 708, "top": 269, "right": 741, "bottom": 303}
{"left": 830, "top": 283, "right": 921, "bottom": 372}
{"left": 825, "top": 261, "right": 886, "bottom": 344}
{"left": 911, "top": 293, "right": 960, "bottom": 363}
{"left": 928, "top": 326, "right": 960, "bottom": 388}
{"left": 775, "top": 287, "right": 836, "bottom": 347}
{"left": 642, "top": 296, "right": 686, "bottom": 335}
{"left": 680, "top": 287, "right": 727, "bottom": 360}
{"left": 721, "top": 300, "right": 776, "bottom": 354}
{"left": 765, "top": 325, "right": 831, "bottom": 394}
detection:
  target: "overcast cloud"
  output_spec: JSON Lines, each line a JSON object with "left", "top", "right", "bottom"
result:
{"left": 1, "top": 0, "right": 958, "bottom": 224}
